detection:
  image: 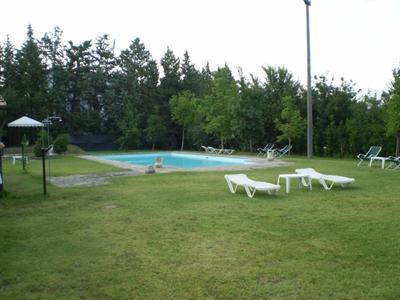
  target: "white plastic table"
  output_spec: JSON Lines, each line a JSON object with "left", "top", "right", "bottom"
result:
{"left": 368, "top": 156, "right": 388, "bottom": 169}
{"left": 277, "top": 173, "right": 312, "bottom": 193}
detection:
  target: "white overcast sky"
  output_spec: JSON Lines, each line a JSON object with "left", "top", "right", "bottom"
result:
{"left": 1, "top": 0, "right": 400, "bottom": 95}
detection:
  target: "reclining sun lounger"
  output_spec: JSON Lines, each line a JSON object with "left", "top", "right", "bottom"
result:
{"left": 224, "top": 174, "right": 280, "bottom": 198}
{"left": 257, "top": 143, "right": 274, "bottom": 157}
{"left": 386, "top": 156, "right": 400, "bottom": 170}
{"left": 274, "top": 145, "right": 292, "bottom": 157}
{"left": 357, "top": 146, "right": 381, "bottom": 166}
{"left": 295, "top": 168, "right": 355, "bottom": 190}
{"left": 219, "top": 148, "right": 235, "bottom": 155}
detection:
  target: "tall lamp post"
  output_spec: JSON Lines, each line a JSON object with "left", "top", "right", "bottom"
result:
{"left": 304, "top": 0, "right": 313, "bottom": 158}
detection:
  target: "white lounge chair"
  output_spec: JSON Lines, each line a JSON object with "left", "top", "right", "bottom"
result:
{"left": 357, "top": 146, "right": 381, "bottom": 166}
{"left": 295, "top": 168, "right": 355, "bottom": 190}
{"left": 219, "top": 148, "right": 235, "bottom": 155}
{"left": 274, "top": 145, "right": 292, "bottom": 157}
{"left": 224, "top": 174, "right": 280, "bottom": 198}
{"left": 257, "top": 143, "right": 274, "bottom": 157}
{"left": 201, "top": 146, "right": 211, "bottom": 153}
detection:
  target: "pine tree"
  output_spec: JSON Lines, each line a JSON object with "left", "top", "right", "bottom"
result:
{"left": 40, "top": 26, "right": 68, "bottom": 123}
{"left": 386, "top": 68, "right": 400, "bottom": 156}
{"left": 15, "top": 25, "right": 49, "bottom": 119}
{"left": 158, "top": 47, "right": 181, "bottom": 148}
{"left": 65, "top": 40, "right": 93, "bottom": 133}
{"left": 117, "top": 38, "right": 159, "bottom": 148}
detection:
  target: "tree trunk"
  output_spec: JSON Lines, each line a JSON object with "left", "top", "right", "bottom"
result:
{"left": 152, "top": 143, "right": 155, "bottom": 151}
{"left": 288, "top": 137, "right": 292, "bottom": 155}
{"left": 220, "top": 135, "right": 224, "bottom": 149}
{"left": 249, "top": 138, "right": 253, "bottom": 153}
{"left": 180, "top": 128, "right": 185, "bottom": 151}
{"left": 396, "top": 135, "right": 400, "bottom": 157}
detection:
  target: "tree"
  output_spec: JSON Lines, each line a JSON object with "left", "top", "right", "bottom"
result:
{"left": 235, "top": 72, "right": 264, "bottom": 152}
{"left": 40, "top": 26, "right": 68, "bottom": 128}
{"left": 158, "top": 47, "right": 182, "bottom": 148}
{"left": 386, "top": 68, "right": 400, "bottom": 156}
{"left": 0, "top": 36, "right": 19, "bottom": 122}
{"left": 276, "top": 96, "right": 305, "bottom": 151}
{"left": 181, "top": 51, "right": 200, "bottom": 94}
{"left": 170, "top": 91, "right": 198, "bottom": 150}
{"left": 262, "top": 66, "right": 303, "bottom": 144}
{"left": 203, "top": 65, "right": 239, "bottom": 148}
{"left": 145, "top": 113, "right": 167, "bottom": 150}
{"left": 15, "top": 25, "right": 49, "bottom": 119}
{"left": 65, "top": 40, "right": 93, "bottom": 133}
{"left": 118, "top": 38, "right": 159, "bottom": 148}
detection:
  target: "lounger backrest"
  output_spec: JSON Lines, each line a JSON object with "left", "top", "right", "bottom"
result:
{"left": 295, "top": 168, "right": 321, "bottom": 179}
{"left": 225, "top": 174, "right": 249, "bottom": 185}
{"left": 367, "top": 146, "right": 381, "bottom": 158}
{"left": 280, "top": 145, "right": 292, "bottom": 154}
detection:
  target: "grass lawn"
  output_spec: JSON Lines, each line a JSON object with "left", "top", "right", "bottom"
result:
{"left": 0, "top": 154, "right": 399, "bottom": 299}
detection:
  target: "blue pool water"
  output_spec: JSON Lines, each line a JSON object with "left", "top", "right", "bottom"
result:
{"left": 101, "top": 152, "right": 250, "bottom": 169}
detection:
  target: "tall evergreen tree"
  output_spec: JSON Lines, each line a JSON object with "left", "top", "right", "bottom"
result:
{"left": 181, "top": 51, "right": 200, "bottom": 94}
{"left": 117, "top": 38, "right": 159, "bottom": 148}
{"left": 15, "top": 25, "right": 49, "bottom": 119}
{"left": 40, "top": 26, "right": 68, "bottom": 123}
{"left": 91, "top": 34, "right": 116, "bottom": 132}
{"left": 0, "top": 37, "right": 19, "bottom": 128}
{"left": 386, "top": 68, "right": 400, "bottom": 156}
{"left": 65, "top": 40, "right": 94, "bottom": 133}
{"left": 159, "top": 47, "right": 181, "bottom": 148}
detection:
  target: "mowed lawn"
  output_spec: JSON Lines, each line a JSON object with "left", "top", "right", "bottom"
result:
{"left": 0, "top": 155, "right": 399, "bottom": 299}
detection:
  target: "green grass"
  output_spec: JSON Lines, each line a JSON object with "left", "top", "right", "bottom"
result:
{"left": 0, "top": 155, "right": 399, "bottom": 299}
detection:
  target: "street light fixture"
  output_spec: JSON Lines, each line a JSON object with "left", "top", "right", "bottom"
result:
{"left": 303, "top": 0, "right": 313, "bottom": 158}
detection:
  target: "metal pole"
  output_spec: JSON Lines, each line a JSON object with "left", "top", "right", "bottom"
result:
{"left": 305, "top": 3, "right": 313, "bottom": 158}
{"left": 41, "top": 148, "right": 47, "bottom": 195}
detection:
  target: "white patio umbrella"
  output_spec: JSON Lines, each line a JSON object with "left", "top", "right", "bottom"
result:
{"left": 8, "top": 116, "right": 44, "bottom": 171}
{"left": 8, "top": 116, "right": 44, "bottom": 128}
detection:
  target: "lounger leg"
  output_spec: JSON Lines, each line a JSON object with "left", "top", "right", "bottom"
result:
{"left": 225, "top": 179, "right": 238, "bottom": 194}
{"left": 319, "top": 179, "right": 330, "bottom": 190}
{"left": 357, "top": 159, "right": 363, "bottom": 166}
{"left": 244, "top": 185, "right": 256, "bottom": 198}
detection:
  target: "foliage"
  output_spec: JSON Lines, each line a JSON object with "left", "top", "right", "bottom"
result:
{"left": 53, "top": 133, "right": 71, "bottom": 154}
{"left": 276, "top": 96, "right": 305, "bottom": 149}
{"left": 170, "top": 91, "right": 198, "bottom": 150}
{"left": 385, "top": 69, "right": 400, "bottom": 155}
{"left": 235, "top": 73, "right": 265, "bottom": 152}
{"left": 203, "top": 66, "right": 240, "bottom": 148}
{"left": 1, "top": 24, "right": 399, "bottom": 156}
{"left": 33, "top": 130, "right": 53, "bottom": 157}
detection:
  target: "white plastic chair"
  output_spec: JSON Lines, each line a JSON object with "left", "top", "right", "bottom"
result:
{"left": 295, "top": 168, "right": 355, "bottom": 190}
{"left": 224, "top": 174, "right": 280, "bottom": 198}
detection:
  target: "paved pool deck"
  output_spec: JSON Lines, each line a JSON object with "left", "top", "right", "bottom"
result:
{"left": 80, "top": 152, "right": 291, "bottom": 174}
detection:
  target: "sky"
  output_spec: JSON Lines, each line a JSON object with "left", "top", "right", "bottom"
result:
{"left": 1, "top": 0, "right": 400, "bottom": 95}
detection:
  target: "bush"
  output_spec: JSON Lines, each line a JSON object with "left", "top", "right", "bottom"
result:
{"left": 53, "top": 134, "right": 71, "bottom": 154}
{"left": 33, "top": 131, "right": 53, "bottom": 157}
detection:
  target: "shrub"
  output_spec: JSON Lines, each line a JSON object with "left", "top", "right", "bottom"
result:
{"left": 53, "top": 134, "right": 71, "bottom": 154}
{"left": 33, "top": 131, "right": 53, "bottom": 157}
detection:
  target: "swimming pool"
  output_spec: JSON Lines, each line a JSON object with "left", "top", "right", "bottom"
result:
{"left": 101, "top": 152, "right": 250, "bottom": 169}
